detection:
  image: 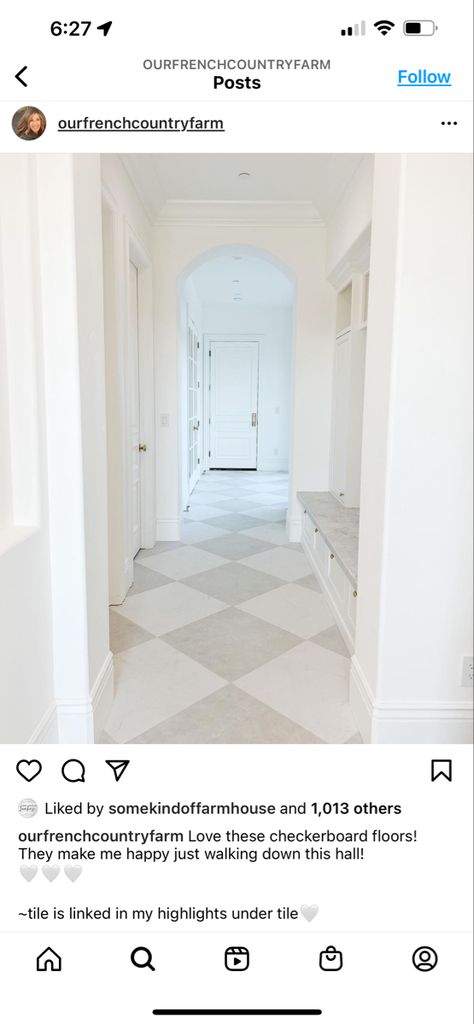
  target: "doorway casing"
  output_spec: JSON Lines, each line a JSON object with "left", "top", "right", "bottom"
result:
{"left": 102, "top": 187, "right": 155, "bottom": 606}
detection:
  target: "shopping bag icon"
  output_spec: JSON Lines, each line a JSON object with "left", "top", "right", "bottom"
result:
{"left": 319, "top": 945, "right": 343, "bottom": 971}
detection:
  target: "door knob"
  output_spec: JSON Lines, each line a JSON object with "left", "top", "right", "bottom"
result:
{"left": 139, "top": 443, "right": 147, "bottom": 452}
{"left": 251, "top": 413, "right": 257, "bottom": 427}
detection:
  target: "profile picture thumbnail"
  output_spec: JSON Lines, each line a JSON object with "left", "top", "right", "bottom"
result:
{"left": 12, "top": 106, "right": 46, "bottom": 141}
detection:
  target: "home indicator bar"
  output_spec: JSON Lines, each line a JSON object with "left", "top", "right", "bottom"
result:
{"left": 152, "top": 1012, "right": 323, "bottom": 1017}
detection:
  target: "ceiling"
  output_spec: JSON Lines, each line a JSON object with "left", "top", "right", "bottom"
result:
{"left": 121, "top": 154, "right": 366, "bottom": 223}
{"left": 190, "top": 252, "right": 294, "bottom": 307}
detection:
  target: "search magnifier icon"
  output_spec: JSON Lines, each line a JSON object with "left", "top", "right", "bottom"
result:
{"left": 131, "top": 946, "right": 155, "bottom": 971}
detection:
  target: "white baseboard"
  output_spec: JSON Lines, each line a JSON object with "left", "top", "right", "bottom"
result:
{"left": 30, "top": 653, "right": 115, "bottom": 745}
{"left": 350, "top": 657, "right": 473, "bottom": 743}
{"left": 287, "top": 517, "right": 303, "bottom": 543}
{"left": 349, "top": 657, "right": 375, "bottom": 743}
{"left": 91, "top": 651, "right": 114, "bottom": 741}
{"left": 156, "top": 517, "right": 181, "bottom": 541}
{"left": 29, "top": 702, "right": 59, "bottom": 744}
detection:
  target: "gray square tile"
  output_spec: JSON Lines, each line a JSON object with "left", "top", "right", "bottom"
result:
{"left": 109, "top": 609, "right": 155, "bottom": 654}
{"left": 129, "top": 562, "right": 172, "bottom": 594}
{"left": 131, "top": 684, "right": 322, "bottom": 744}
{"left": 161, "top": 607, "right": 301, "bottom": 681}
{"left": 311, "top": 623, "right": 350, "bottom": 658}
{"left": 184, "top": 561, "right": 284, "bottom": 604}
{"left": 211, "top": 498, "right": 259, "bottom": 512}
{"left": 195, "top": 534, "right": 273, "bottom": 561}
{"left": 202, "top": 513, "right": 265, "bottom": 531}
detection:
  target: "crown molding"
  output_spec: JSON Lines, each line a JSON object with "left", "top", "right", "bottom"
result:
{"left": 155, "top": 200, "right": 324, "bottom": 228}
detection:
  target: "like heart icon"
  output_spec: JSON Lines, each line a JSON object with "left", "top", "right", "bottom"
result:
{"left": 300, "top": 904, "right": 319, "bottom": 922}
{"left": 20, "top": 866, "right": 38, "bottom": 882}
{"left": 64, "top": 866, "right": 82, "bottom": 882}
{"left": 42, "top": 865, "right": 60, "bottom": 883}
{"left": 16, "top": 759, "right": 42, "bottom": 782}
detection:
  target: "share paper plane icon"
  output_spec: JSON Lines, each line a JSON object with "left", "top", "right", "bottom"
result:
{"left": 105, "top": 760, "right": 130, "bottom": 782}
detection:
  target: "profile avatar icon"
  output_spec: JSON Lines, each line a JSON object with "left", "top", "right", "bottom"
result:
{"left": 12, "top": 106, "right": 46, "bottom": 141}
{"left": 412, "top": 946, "right": 438, "bottom": 972}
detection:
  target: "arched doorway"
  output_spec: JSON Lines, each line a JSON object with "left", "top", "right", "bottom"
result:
{"left": 177, "top": 244, "right": 296, "bottom": 514}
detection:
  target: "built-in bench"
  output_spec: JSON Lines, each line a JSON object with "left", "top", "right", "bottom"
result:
{"left": 298, "top": 491, "right": 359, "bottom": 651}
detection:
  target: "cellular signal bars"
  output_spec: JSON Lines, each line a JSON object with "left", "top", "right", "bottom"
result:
{"left": 341, "top": 21, "right": 366, "bottom": 36}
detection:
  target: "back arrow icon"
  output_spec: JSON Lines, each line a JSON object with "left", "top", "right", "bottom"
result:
{"left": 15, "top": 66, "right": 28, "bottom": 87}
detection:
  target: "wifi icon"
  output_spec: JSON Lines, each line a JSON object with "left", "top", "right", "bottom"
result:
{"left": 374, "top": 19, "right": 395, "bottom": 35}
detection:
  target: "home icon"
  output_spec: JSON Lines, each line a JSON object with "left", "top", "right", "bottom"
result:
{"left": 36, "top": 947, "right": 62, "bottom": 972}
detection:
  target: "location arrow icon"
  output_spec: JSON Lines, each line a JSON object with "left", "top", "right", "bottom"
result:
{"left": 105, "top": 759, "right": 130, "bottom": 782}
{"left": 97, "top": 21, "right": 113, "bottom": 37}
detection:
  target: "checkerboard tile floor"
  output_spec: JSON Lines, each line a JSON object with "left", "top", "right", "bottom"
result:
{"left": 104, "top": 472, "right": 361, "bottom": 744}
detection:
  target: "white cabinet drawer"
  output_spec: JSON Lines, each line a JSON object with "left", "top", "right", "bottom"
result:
{"left": 314, "top": 530, "right": 330, "bottom": 575}
{"left": 347, "top": 586, "right": 358, "bottom": 629}
{"left": 327, "top": 553, "right": 348, "bottom": 608}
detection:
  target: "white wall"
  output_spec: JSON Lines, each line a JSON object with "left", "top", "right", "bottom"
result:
{"left": 0, "top": 154, "right": 114, "bottom": 743}
{"left": 154, "top": 208, "right": 335, "bottom": 541}
{"left": 203, "top": 303, "right": 293, "bottom": 472}
{"left": 101, "top": 156, "right": 155, "bottom": 596}
{"left": 326, "top": 156, "right": 374, "bottom": 280}
{"left": 0, "top": 157, "right": 56, "bottom": 742}
{"left": 352, "top": 154, "right": 473, "bottom": 742}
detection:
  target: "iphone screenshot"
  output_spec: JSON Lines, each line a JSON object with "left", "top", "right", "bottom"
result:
{"left": 0, "top": 2, "right": 472, "bottom": 1021}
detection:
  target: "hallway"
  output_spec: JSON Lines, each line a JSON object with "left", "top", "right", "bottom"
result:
{"left": 105, "top": 472, "right": 360, "bottom": 744}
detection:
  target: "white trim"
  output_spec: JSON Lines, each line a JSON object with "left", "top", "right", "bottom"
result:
{"left": 349, "top": 657, "right": 374, "bottom": 743}
{"left": 55, "top": 697, "right": 95, "bottom": 744}
{"left": 157, "top": 200, "right": 323, "bottom": 228}
{"left": 27, "top": 654, "right": 114, "bottom": 745}
{"left": 156, "top": 517, "right": 181, "bottom": 541}
{"left": 350, "top": 657, "right": 473, "bottom": 744}
{"left": 28, "top": 703, "right": 59, "bottom": 744}
{"left": 287, "top": 516, "right": 303, "bottom": 543}
{"left": 91, "top": 651, "right": 115, "bottom": 741}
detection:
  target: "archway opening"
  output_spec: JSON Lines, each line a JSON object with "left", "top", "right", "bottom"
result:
{"left": 178, "top": 245, "right": 295, "bottom": 517}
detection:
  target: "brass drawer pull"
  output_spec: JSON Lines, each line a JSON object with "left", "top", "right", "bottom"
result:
{"left": 353, "top": 590, "right": 358, "bottom": 598}
{"left": 330, "top": 553, "right": 335, "bottom": 559}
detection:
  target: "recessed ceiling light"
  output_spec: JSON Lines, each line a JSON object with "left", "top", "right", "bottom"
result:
{"left": 233, "top": 297, "right": 243, "bottom": 302}
{"left": 232, "top": 255, "right": 243, "bottom": 261}
{"left": 238, "top": 172, "right": 251, "bottom": 178}
{"left": 232, "top": 279, "right": 240, "bottom": 283}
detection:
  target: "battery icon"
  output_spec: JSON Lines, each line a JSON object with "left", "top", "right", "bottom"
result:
{"left": 404, "top": 20, "right": 438, "bottom": 35}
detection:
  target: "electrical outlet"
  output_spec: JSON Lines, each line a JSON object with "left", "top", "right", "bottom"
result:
{"left": 461, "top": 656, "right": 474, "bottom": 686}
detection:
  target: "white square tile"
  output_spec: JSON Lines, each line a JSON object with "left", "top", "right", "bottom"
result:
{"left": 179, "top": 522, "right": 228, "bottom": 545}
{"left": 105, "top": 638, "right": 226, "bottom": 742}
{"left": 239, "top": 523, "right": 290, "bottom": 545}
{"left": 115, "top": 582, "right": 227, "bottom": 635}
{"left": 137, "top": 545, "right": 228, "bottom": 580}
{"left": 235, "top": 641, "right": 355, "bottom": 743}
{"left": 240, "top": 547, "right": 310, "bottom": 581}
{"left": 238, "top": 584, "right": 335, "bottom": 639}
{"left": 188, "top": 490, "right": 223, "bottom": 505}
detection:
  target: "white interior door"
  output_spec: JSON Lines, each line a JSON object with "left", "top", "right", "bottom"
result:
{"left": 187, "top": 319, "right": 201, "bottom": 493}
{"left": 128, "top": 261, "right": 141, "bottom": 557}
{"left": 209, "top": 341, "right": 259, "bottom": 469}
